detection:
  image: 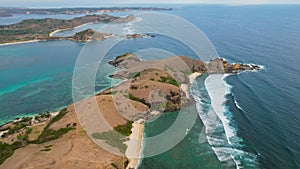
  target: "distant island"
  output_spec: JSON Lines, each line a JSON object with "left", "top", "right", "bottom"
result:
{"left": 0, "top": 53, "right": 261, "bottom": 168}
{"left": 0, "top": 14, "right": 135, "bottom": 44}
{"left": 0, "top": 7, "right": 172, "bottom": 17}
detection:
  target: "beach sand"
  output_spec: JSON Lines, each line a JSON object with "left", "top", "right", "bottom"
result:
{"left": 181, "top": 84, "right": 190, "bottom": 99}
{"left": 180, "top": 72, "right": 201, "bottom": 99}
{"left": 0, "top": 40, "right": 40, "bottom": 46}
{"left": 49, "top": 29, "right": 63, "bottom": 37}
{"left": 49, "top": 22, "right": 95, "bottom": 37}
{"left": 125, "top": 120, "right": 145, "bottom": 169}
{"left": 189, "top": 72, "right": 202, "bottom": 84}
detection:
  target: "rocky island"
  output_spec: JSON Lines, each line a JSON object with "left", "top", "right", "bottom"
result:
{"left": 41, "top": 28, "right": 115, "bottom": 42}
{"left": 0, "top": 53, "right": 261, "bottom": 168}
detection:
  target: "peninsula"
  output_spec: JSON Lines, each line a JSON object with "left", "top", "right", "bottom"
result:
{"left": 0, "top": 53, "right": 261, "bottom": 169}
{"left": 0, "top": 14, "right": 134, "bottom": 44}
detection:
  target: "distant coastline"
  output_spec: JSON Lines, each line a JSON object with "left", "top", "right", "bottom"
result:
{"left": 0, "top": 7, "right": 172, "bottom": 17}
{"left": 0, "top": 40, "right": 41, "bottom": 46}
{"left": 0, "top": 14, "right": 134, "bottom": 44}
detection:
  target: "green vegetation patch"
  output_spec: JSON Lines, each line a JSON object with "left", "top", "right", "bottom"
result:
{"left": 124, "top": 94, "right": 148, "bottom": 106}
{"left": 108, "top": 91, "right": 118, "bottom": 95}
{"left": 164, "top": 64, "right": 176, "bottom": 72}
{"left": 128, "top": 72, "right": 141, "bottom": 79}
{"left": 30, "top": 107, "right": 74, "bottom": 144}
{"left": 2, "top": 117, "right": 33, "bottom": 137}
{"left": 40, "top": 148, "right": 51, "bottom": 151}
{"left": 111, "top": 162, "right": 119, "bottom": 169}
{"left": 157, "top": 76, "right": 180, "bottom": 87}
{"left": 47, "top": 108, "right": 67, "bottom": 127}
{"left": 115, "top": 53, "right": 131, "bottom": 60}
{"left": 133, "top": 72, "right": 141, "bottom": 78}
{"left": 92, "top": 130, "right": 128, "bottom": 154}
{"left": 0, "top": 141, "right": 22, "bottom": 165}
{"left": 35, "top": 112, "right": 51, "bottom": 120}
{"left": 40, "top": 145, "right": 53, "bottom": 152}
{"left": 114, "top": 121, "right": 133, "bottom": 136}
{"left": 0, "top": 107, "right": 73, "bottom": 164}
{"left": 102, "top": 91, "right": 118, "bottom": 95}
{"left": 5, "top": 123, "right": 25, "bottom": 136}
{"left": 31, "top": 127, "right": 74, "bottom": 144}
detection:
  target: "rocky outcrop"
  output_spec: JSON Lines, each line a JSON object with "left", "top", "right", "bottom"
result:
{"left": 125, "top": 33, "right": 155, "bottom": 39}
{"left": 225, "top": 63, "right": 260, "bottom": 74}
{"left": 179, "top": 56, "right": 207, "bottom": 73}
{"left": 206, "top": 58, "right": 261, "bottom": 74}
{"left": 207, "top": 58, "right": 225, "bottom": 74}
{"left": 107, "top": 53, "right": 261, "bottom": 118}
{"left": 72, "top": 28, "right": 114, "bottom": 42}
{"left": 108, "top": 53, "right": 141, "bottom": 69}
{"left": 114, "top": 14, "right": 135, "bottom": 23}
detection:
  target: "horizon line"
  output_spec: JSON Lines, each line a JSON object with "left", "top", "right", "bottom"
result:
{"left": 1, "top": 3, "right": 300, "bottom": 9}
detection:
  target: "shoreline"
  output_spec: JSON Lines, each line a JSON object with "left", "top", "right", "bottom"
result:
{"left": 49, "top": 29, "right": 64, "bottom": 37}
{"left": 1, "top": 15, "right": 134, "bottom": 46}
{"left": 189, "top": 72, "right": 202, "bottom": 84}
{"left": 0, "top": 40, "right": 40, "bottom": 46}
{"left": 0, "top": 111, "right": 59, "bottom": 138}
{"left": 49, "top": 21, "right": 98, "bottom": 37}
{"left": 180, "top": 72, "right": 202, "bottom": 100}
{"left": 125, "top": 119, "right": 145, "bottom": 169}
{"left": 1, "top": 21, "right": 99, "bottom": 46}
{"left": 128, "top": 72, "right": 202, "bottom": 168}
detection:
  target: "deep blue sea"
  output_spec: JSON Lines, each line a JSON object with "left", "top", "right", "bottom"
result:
{"left": 0, "top": 5, "right": 299, "bottom": 169}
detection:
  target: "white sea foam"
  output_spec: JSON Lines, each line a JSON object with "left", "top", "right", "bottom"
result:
{"left": 191, "top": 74, "right": 258, "bottom": 168}
{"left": 205, "top": 74, "right": 235, "bottom": 144}
{"left": 122, "top": 17, "right": 142, "bottom": 35}
{"left": 233, "top": 94, "right": 244, "bottom": 111}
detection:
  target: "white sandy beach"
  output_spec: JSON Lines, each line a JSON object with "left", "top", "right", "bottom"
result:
{"left": 0, "top": 40, "right": 40, "bottom": 46}
{"left": 189, "top": 72, "right": 202, "bottom": 84}
{"left": 180, "top": 72, "right": 202, "bottom": 99}
{"left": 125, "top": 120, "right": 145, "bottom": 169}
{"left": 49, "top": 29, "right": 63, "bottom": 37}
{"left": 49, "top": 22, "right": 96, "bottom": 37}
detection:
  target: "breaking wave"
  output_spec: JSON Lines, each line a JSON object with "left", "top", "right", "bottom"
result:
{"left": 191, "top": 74, "right": 258, "bottom": 168}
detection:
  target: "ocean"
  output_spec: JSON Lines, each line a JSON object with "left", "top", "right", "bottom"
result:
{"left": 0, "top": 5, "right": 299, "bottom": 169}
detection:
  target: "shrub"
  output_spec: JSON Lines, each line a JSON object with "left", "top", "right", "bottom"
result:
{"left": 113, "top": 121, "right": 133, "bottom": 136}
{"left": 115, "top": 53, "right": 131, "bottom": 60}
{"left": 31, "top": 127, "right": 74, "bottom": 144}
{"left": 47, "top": 108, "right": 67, "bottom": 127}
{"left": 157, "top": 76, "right": 180, "bottom": 87}
{"left": 0, "top": 141, "right": 22, "bottom": 165}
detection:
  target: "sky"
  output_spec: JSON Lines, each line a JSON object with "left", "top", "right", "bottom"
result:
{"left": 0, "top": 0, "right": 299, "bottom": 7}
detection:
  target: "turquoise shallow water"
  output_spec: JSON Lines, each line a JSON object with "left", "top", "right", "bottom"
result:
{"left": 0, "top": 40, "right": 117, "bottom": 124}
{"left": 141, "top": 5, "right": 300, "bottom": 169}
{"left": 0, "top": 5, "right": 300, "bottom": 169}
{"left": 140, "top": 75, "right": 227, "bottom": 169}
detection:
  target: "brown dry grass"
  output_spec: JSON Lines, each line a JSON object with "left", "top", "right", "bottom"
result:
{"left": 0, "top": 95, "right": 130, "bottom": 169}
